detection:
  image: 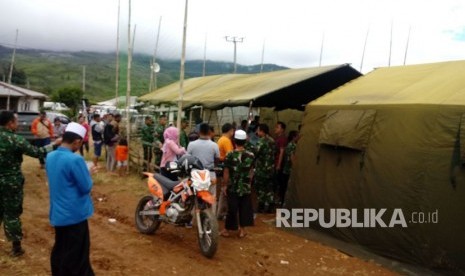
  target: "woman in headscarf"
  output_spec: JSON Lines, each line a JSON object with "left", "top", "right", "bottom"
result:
{"left": 160, "top": 126, "right": 187, "bottom": 180}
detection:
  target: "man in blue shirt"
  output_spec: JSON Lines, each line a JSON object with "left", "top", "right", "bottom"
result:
{"left": 46, "top": 122, "right": 95, "bottom": 276}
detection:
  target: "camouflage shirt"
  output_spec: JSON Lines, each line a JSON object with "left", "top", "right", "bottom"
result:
{"left": 140, "top": 123, "right": 155, "bottom": 146}
{"left": 224, "top": 149, "right": 255, "bottom": 196}
{"left": 283, "top": 141, "right": 297, "bottom": 175}
{"left": 255, "top": 135, "right": 276, "bottom": 177}
{"left": 179, "top": 129, "right": 188, "bottom": 148}
{"left": 154, "top": 124, "right": 165, "bottom": 145}
{"left": 0, "top": 127, "right": 46, "bottom": 180}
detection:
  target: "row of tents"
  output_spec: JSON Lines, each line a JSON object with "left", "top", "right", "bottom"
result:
{"left": 139, "top": 60, "right": 465, "bottom": 272}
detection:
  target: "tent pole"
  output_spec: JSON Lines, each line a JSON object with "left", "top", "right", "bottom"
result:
{"left": 230, "top": 106, "right": 234, "bottom": 125}
{"left": 247, "top": 100, "right": 253, "bottom": 124}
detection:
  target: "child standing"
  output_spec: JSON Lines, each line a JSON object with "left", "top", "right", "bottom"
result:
{"left": 115, "top": 138, "right": 129, "bottom": 176}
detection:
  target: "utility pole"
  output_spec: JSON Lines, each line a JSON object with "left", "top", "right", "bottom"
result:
{"left": 202, "top": 32, "right": 207, "bottom": 77}
{"left": 360, "top": 27, "right": 370, "bottom": 72}
{"left": 260, "top": 39, "right": 265, "bottom": 73}
{"left": 388, "top": 20, "right": 393, "bottom": 67}
{"left": 115, "top": 0, "right": 121, "bottom": 107}
{"left": 403, "top": 26, "right": 411, "bottom": 66}
{"left": 7, "top": 29, "right": 19, "bottom": 111}
{"left": 82, "top": 65, "right": 86, "bottom": 93}
{"left": 225, "top": 36, "right": 244, "bottom": 74}
{"left": 319, "top": 32, "right": 325, "bottom": 67}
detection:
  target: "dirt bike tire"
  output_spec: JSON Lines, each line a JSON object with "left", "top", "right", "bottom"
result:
{"left": 135, "top": 195, "right": 161, "bottom": 235}
{"left": 197, "top": 208, "right": 219, "bottom": 258}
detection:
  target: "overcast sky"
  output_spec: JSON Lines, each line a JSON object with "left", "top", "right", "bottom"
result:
{"left": 1, "top": 0, "right": 465, "bottom": 73}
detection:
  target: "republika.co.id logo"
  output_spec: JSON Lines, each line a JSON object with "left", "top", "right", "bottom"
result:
{"left": 276, "top": 208, "right": 439, "bottom": 228}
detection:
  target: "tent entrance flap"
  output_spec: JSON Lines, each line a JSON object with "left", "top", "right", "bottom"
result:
{"left": 318, "top": 109, "right": 377, "bottom": 151}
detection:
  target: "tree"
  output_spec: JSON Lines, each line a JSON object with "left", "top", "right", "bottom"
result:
{"left": 1, "top": 63, "right": 27, "bottom": 85}
{"left": 51, "top": 87, "right": 83, "bottom": 117}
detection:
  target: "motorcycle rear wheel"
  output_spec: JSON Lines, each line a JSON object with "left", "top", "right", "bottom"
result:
{"left": 197, "top": 208, "right": 218, "bottom": 258}
{"left": 135, "top": 195, "right": 161, "bottom": 234}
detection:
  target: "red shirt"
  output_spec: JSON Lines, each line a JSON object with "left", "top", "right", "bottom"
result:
{"left": 115, "top": 145, "right": 128, "bottom": 161}
{"left": 275, "top": 134, "right": 287, "bottom": 167}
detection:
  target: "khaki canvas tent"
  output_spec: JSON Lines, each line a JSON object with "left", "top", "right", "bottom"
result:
{"left": 138, "top": 64, "right": 361, "bottom": 111}
{"left": 287, "top": 60, "right": 465, "bottom": 271}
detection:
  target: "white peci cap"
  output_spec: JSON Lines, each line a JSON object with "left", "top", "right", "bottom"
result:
{"left": 234, "top": 129, "right": 247, "bottom": 140}
{"left": 65, "top": 122, "right": 86, "bottom": 139}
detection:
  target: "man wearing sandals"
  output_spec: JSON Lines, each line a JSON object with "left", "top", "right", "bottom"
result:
{"left": 220, "top": 130, "right": 254, "bottom": 238}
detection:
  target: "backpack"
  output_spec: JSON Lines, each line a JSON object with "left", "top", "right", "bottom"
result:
{"left": 103, "top": 124, "right": 115, "bottom": 145}
{"left": 91, "top": 123, "right": 102, "bottom": 141}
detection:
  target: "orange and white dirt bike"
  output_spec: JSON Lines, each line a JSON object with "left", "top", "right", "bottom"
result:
{"left": 135, "top": 155, "right": 219, "bottom": 258}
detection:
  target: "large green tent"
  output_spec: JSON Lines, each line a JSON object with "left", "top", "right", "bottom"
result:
{"left": 138, "top": 64, "right": 361, "bottom": 111}
{"left": 286, "top": 60, "right": 465, "bottom": 271}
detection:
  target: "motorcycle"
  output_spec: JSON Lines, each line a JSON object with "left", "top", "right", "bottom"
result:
{"left": 135, "top": 155, "right": 219, "bottom": 258}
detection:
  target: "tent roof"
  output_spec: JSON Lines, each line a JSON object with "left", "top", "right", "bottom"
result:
{"left": 139, "top": 64, "right": 361, "bottom": 110}
{"left": 312, "top": 60, "right": 465, "bottom": 107}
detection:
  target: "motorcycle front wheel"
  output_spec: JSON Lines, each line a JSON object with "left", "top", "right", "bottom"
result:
{"left": 197, "top": 208, "right": 218, "bottom": 258}
{"left": 135, "top": 195, "right": 161, "bottom": 234}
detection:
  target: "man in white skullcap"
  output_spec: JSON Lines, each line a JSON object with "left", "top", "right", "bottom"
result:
{"left": 45, "top": 122, "right": 95, "bottom": 276}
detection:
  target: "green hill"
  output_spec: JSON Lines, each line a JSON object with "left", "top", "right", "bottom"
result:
{"left": 0, "top": 45, "right": 287, "bottom": 103}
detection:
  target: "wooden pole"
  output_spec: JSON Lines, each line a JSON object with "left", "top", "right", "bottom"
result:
{"left": 115, "top": 0, "right": 121, "bottom": 107}
{"left": 177, "top": 0, "right": 189, "bottom": 131}
{"left": 7, "top": 29, "right": 18, "bottom": 111}
{"left": 150, "top": 16, "right": 162, "bottom": 92}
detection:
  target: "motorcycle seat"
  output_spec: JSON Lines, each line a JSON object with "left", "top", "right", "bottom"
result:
{"left": 154, "top": 174, "right": 181, "bottom": 196}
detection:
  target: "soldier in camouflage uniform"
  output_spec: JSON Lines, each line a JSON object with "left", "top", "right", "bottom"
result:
{"left": 220, "top": 130, "right": 254, "bottom": 238}
{"left": 179, "top": 118, "right": 189, "bottom": 149}
{"left": 0, "top": 111, "right": 56, "bottom": 257}
{"left": 140, "top": 116, "right": 155, "bottom": 172}
{"left": 153, "top": 114, "right": 167, "bottom": 168}
{"left": 254, "top": 123, "right": 276, "bottom": 212}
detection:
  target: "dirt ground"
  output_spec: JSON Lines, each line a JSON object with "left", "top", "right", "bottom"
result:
{"left": 0, "top": 156, "right": 400, "bottom": 276}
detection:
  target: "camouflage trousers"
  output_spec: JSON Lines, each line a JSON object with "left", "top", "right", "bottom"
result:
{"left": 0, "top": 176, "right": 25, "bottom": 242}
{"left": 154, "top": 148, "right": 162, "bottom": 168}
{"left": 254, "top": 175, "right": 274, "bottom": 208}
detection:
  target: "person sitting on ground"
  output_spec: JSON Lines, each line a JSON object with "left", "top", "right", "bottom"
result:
{"left": 220, "top": 129, "right": 255, "bottom": 238}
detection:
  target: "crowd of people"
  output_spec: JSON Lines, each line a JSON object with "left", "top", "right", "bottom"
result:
{"left": 141, "top": 115, "right": 300, "bottom": 238}
{"left": 0, "top": 109, "right": 299, "bottom": 274}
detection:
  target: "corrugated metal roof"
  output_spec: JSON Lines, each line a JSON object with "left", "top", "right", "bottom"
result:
{"left": 312, "top": 60, "right": 465, "bottom": 106}
{"left": 0, "top": 82, "right": 47, "bottom": 98}
{"left": 139, "top": 64, "right": 361, "bottom": 110}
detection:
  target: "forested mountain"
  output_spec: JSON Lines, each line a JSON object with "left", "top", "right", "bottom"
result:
{"left": 0, "top": 45, "right": 287, "bottom": 102}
